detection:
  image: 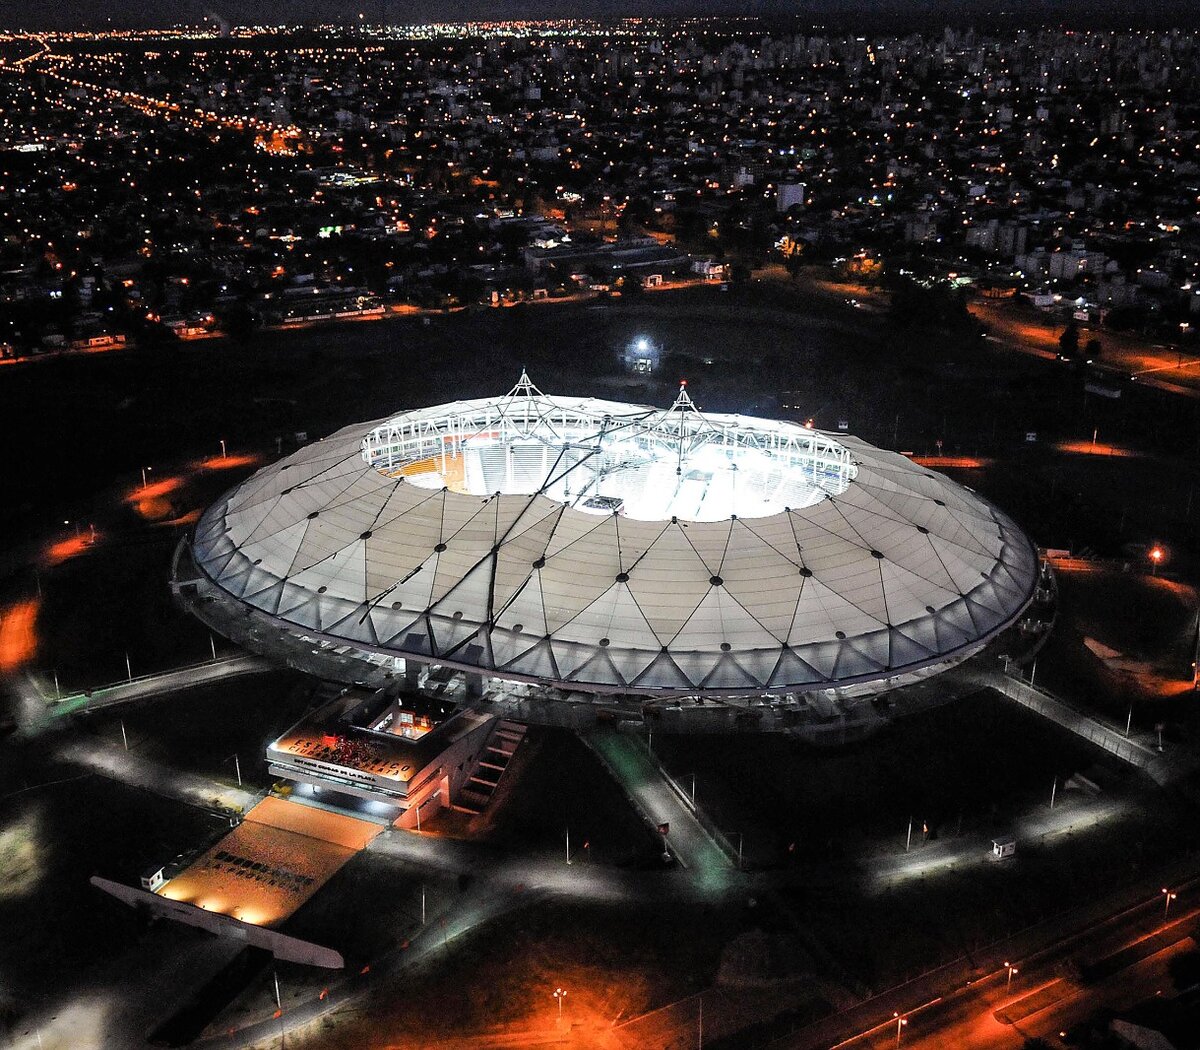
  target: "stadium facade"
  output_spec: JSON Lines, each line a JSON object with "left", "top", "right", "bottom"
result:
{"left": 175, "top": 374, "right": 1039, "bottom": 735}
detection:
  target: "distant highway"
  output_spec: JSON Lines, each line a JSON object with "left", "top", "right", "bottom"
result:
{"left": 970, "top": 298, "right": 1200, "bottom": 400}
{"left": 779, "top": 868, "right": 1200, "bottom": 1050}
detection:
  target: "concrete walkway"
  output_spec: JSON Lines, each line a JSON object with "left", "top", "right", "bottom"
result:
{"left": 56, "top": 738, "right": 259, "bottom": 816}
{"left": 581, "top": 726, "right": 736, "bottom": 896}
{"left": 40, "top": 654, "right": 272, "bottom": 720}
{"left": 964, "top": 664, "right": 1168, "bottom": 779}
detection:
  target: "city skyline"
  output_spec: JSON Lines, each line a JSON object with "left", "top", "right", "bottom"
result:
{"left": 8, "top": 0, "right": 1200, "bottom": 31}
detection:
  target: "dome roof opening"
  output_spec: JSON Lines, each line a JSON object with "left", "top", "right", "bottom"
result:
{"left": 361, "top": 377, "right": 856, "bottom": 523}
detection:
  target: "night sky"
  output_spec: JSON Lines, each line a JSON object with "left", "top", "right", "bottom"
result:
{"left": 4, "top": 0, "right": 1198, "bottom": 30}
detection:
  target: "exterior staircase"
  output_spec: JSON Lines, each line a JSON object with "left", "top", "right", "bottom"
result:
{"left": 451, "top": 719, "right": 527, "bottom": 814}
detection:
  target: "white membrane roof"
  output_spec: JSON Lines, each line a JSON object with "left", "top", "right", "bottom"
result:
{"left": 192, "top": 376, "right": 1038, "bottom": 695}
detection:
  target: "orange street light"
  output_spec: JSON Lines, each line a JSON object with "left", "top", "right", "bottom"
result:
{"left": 894, "top": 1012, "right": 907, "bottom": 1047}
{"left": 1004, "top": 961, "right": 1019, "bottom": 989}
{"left": 553, "top": 987, "right": 567, "bottom": 1022}
{"left": 1163, "top": 887, "right": 1177, "bottom": 919}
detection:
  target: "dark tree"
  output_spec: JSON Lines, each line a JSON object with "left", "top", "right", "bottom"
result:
{"left": 1169, "top": 948, "right": 1200, "bottom": 991}
{"left": 1059, "top": 321, "right": 1080, "bottom": 357}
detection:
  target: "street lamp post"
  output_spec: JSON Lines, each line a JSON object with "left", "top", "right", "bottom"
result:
{"left": 220, "top": 438, "right": 227, "bottom": 459}
{"left": 1163, "top": 888, "right": 1177, "bottom": 920}
{"left": 141, "top": 465, "right": 152, "bottom": 490}
{"left": 1150, "top": 546, "right": 1164, "bottom": 576}
{"left": 1005, "top": 961, "right": 1019, "bottom": 989}
{"left": 894, "top": 1012, "right": 907, "bottom": 1047}
{"left": 554, "top": 987, "right": 566, "bottom": 1022}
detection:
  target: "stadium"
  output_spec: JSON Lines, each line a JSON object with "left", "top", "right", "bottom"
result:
{"left": 175, "top": 373, "right": 1040, "bottom": 739}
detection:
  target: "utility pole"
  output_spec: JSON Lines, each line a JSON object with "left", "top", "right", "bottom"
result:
{"left": 906, "top": 816, "right": 913, "bottom": 853}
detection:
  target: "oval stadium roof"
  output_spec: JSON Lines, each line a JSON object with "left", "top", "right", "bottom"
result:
{"left": 191, "top": 376, "right": 1038, "bottom": 696}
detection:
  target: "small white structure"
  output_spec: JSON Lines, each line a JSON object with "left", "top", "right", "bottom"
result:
{"left": 140, "top": 866, "right": 166, "bottom": 892}
{"left": 622, "top": 335, "right": 661, "bottom": 374}
{"left": 991, "top": 837, "right": 1017, "bottom": 861}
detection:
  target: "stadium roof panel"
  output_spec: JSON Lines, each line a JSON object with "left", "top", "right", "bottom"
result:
{"left": 191, "top": 376, "right": 1038, "bottom": 696}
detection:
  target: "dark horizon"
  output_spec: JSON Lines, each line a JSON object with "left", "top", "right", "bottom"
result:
{"left": 6, "top": 0, "right": 1200, "bottom": 32}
